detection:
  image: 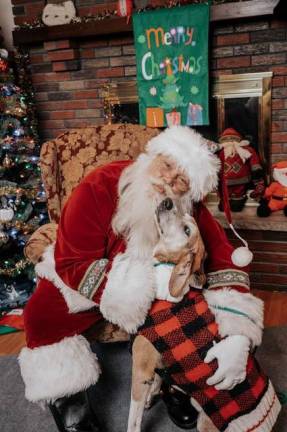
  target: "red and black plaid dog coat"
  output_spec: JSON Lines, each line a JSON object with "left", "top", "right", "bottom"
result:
{"left": 138, "top": 290, "right": 280, "bottom": 431}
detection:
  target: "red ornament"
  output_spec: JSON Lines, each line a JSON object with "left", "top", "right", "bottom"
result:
{"left": 117, "top": 0, "right": 133, "bottom": 19}
{"left": 0, "top": 58, "right": 8, "bottom": 73}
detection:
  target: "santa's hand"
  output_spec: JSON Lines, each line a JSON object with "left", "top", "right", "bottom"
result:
{"left": 204, "top": 335, "right": 250, "bottom": 390}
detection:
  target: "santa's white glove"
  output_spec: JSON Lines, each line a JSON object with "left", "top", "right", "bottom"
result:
{"left": 204, "top": 335, "right": 250, "bottom": 390}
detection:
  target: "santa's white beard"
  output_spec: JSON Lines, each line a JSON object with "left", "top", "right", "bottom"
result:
{"left": 274, "top": 168, "right": 287, "bottom": 187}
{"left": 112, "top": 153, "right": 193, "bottom": 259}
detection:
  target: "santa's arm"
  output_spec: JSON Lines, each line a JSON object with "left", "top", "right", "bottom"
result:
{"left": 264, "top": 182, "right": 276, "bottom": 199}
{"left": 248, "top": 147, "right": 265, "bottom": 200}
{"left": 196, "top": 203, "right": 264, "bottom": 348}
{"left": 35, "top": 177, "right": 114, "bottom": 314}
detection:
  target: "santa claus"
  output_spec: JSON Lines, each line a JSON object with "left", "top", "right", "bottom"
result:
{"left": 257, "top": 160, "right": 287, "bottom": 216}
{"left": 18, "top": 127, "right": 280, "bottom": 432}
{"left": 218, "top": 128, "right": 264, "bottom": 212}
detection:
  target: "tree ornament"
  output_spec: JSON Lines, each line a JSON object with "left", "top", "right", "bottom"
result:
{"left": 0, "top": 58, "right": 9, "bottom": 73}
{"left": 0, "top": 48, "right": 9, "bottom": 60}
{"left": 0, "top": 208, "right": 14, "bottom": 222}
{"left": 0, "top": 229, "right": 9, "bottom": 246}
{"left": 3, "top": 154, "right": 12, "bottom": 168}
{"left": 117, "top": 0, "right": 133, "bottom": 19}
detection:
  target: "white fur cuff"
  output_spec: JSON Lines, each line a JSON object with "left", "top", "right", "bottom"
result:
{"left": 100, "top": 252, "right": 155, "bottom": 334}
{"left": 18, "top": 335, "right": 101, "bottom": 403}
{"left": 204, "top": 288, "right": 264, "bottom": 347}
{"left": 35, "top": 244, "right": 96, "bottom": 313}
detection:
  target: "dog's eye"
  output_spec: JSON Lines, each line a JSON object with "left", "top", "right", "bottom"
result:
{"left": 184, "top": 225, "right": 190, "bottom": 236}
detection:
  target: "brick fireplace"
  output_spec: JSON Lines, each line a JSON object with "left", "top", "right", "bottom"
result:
{"left": 11, "top": 0, "right": 287, "bottom": 292}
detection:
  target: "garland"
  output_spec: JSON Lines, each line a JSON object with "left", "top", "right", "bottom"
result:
{"left": 14, "top": 0, "right": 249, "bottom": 31}
{"left": 0, "top": 257, "right": 32, "bottom": 277}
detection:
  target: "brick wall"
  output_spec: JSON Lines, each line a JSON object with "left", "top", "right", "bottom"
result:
{"left": 227, "top": 230, "right": 287, "bottom": 292}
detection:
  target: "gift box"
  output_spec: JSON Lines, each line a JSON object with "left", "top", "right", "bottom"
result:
{"left": 146, "top": 107, "right": 164, "bottom": 127}
{"left": 166, "top": 110, "right": 181, "bottom": 126}
{"left": 186, "top": 102, "right": 203, "bottom": 126}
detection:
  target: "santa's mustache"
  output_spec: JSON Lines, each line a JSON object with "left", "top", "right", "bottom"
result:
{"left": 150, "top": 177, "right": 175, "bottom": 198}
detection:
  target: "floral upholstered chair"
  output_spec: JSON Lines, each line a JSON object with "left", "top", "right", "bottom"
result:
{"left": 24, "top": 123, "right": 160, "bottom": 342}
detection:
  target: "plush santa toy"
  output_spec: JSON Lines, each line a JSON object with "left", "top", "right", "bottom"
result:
{"left": 218, "top": 128, "right": 264, "bottom": 212}
{"left": 257, "top": 160, "right": 287, "bottom": 217}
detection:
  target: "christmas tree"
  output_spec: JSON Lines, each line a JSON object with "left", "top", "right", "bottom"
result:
{"left": 160, "top": 74, "right": 186, "bottom": 111}
{"left": 0, "top": 48, "right": 48, "bottom": 313}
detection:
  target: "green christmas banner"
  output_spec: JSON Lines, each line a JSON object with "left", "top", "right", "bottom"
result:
{"left": 133, "top": 3, "right": 210, "bottom": 127}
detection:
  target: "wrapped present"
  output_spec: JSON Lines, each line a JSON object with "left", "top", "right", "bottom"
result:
{"left": 166, "top": 110, "right": 181, "bottom": 126}
{"left": 146, "top": 107, "right": 164, "bottom": 127}
{"left": 186, "top": 102, "right": 203, "bottom": 125}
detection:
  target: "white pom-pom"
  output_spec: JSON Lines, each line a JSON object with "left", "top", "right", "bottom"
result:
{"left": 231, "top": 246, "right": 253, "bottom": 267}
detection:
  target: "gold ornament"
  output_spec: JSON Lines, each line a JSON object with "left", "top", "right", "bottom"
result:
{"left": 3, "top": 154, "right": 12, "bottom": 168}
{"left": 0, "top": 229, "right": 9, "bottom": 245}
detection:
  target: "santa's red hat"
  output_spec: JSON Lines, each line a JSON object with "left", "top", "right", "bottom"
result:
{"left": 272, "top": 160, "right": 287, "bottom": 170}
{"left": 219, "top": 128, "right": 242, "bottom": 143}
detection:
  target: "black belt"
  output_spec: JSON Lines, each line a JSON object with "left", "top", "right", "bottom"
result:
{"left": 272, "top": 195, "right": 287, "bottom": 201}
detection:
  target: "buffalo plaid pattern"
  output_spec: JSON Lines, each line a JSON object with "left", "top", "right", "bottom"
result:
{"left": 138, "top": 289, "right": 268, "bottom": 431}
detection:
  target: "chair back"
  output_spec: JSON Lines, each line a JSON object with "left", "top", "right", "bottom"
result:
{"left": 40, "top": 124, "right": 160, "bottom": 223}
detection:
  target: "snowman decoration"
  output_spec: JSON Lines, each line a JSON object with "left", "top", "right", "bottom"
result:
{"left": 42, "top": 0, "right": 76, "bottom": 26}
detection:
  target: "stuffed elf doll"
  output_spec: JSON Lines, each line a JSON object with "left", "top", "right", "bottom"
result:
{"left": 257, "top": 160, "right": 287, "bottom": 217}
{"left": 218, "top": 128, "right": 264, "bottom": 212}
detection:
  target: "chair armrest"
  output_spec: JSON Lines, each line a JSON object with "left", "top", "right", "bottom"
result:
{"left": 24, "top": 223, "right": 58, "bottom": 264}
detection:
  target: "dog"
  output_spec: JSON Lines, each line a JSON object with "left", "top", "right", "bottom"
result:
{"left": 127, "top": 198, "right": 206, "bottom": 432}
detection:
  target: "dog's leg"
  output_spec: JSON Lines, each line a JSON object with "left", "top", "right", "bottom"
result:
{"left": 145, "top": 373, "right": 162, "bottom": 409}
{"left": 127, "top": 336, "right": 161, "bottom": 432}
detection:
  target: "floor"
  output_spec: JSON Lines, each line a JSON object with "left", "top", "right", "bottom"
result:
{"left": 0, "top": 289, "right": 287, "bottom": 356}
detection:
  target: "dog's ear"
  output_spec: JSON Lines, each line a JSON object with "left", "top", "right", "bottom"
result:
{"left": 169, "top": 251, "right": 192, "bottom": 298}
{"left": 191, "top": 234, "right": 206, "bottom": 286}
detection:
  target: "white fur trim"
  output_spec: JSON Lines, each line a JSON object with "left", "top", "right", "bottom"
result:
{"left": 35, "top": 244, "right": 96, "bottom": 313}
{"left": 147, "top": 126, "right": 220, "bottom": 201}
{"left": 204, "top": 288, "right": 264, "bottom": 347}
{"left": 100, "top": 252, "right": 155, "bottom": 334}
{"left": 18, "top": 335, "right": 101, "bottom": 403}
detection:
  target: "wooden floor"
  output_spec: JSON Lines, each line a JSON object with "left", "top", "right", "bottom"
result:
{"left": 0, "top": 289, "right": 287, "bottom": 356}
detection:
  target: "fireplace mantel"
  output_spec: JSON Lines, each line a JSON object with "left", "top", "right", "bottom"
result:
{"left": 13, "top": 0, "right": 281, "bottom": 46}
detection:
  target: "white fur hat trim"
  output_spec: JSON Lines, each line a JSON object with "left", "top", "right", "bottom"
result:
{"left": 146, "top": 126, "right": 220, "bottom": 202}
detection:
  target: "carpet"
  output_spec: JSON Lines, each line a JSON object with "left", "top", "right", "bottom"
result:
{"left": 0, "top": 326, "right": 286, "bottom": 432}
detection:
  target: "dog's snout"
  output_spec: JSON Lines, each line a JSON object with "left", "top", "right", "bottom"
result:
{"left": 162, "top": 198, "right": 173, "bottom": 211}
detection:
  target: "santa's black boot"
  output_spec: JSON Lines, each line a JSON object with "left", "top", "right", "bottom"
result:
{"left": 49, "top": 390, "right": 102, "bottom": 432}
{"left": 230, "top": 196, "right": 247, "bottom": 212}
{"left": 161, "top": 382, "right": 198, "bottom": 429}
{"left": 257, "top": 198, "right": 272, "bottom": 217}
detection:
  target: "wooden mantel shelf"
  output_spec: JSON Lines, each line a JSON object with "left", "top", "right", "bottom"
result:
{"left": 208, "top": 203, "right": 287, "bottom": 232}
{"left": 13, "top": 0, "right": 281, "bottom": 46}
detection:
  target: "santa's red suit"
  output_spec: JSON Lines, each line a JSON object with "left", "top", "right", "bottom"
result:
{"left": 18, "top": 127, "right": 280, "bottom": 432}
